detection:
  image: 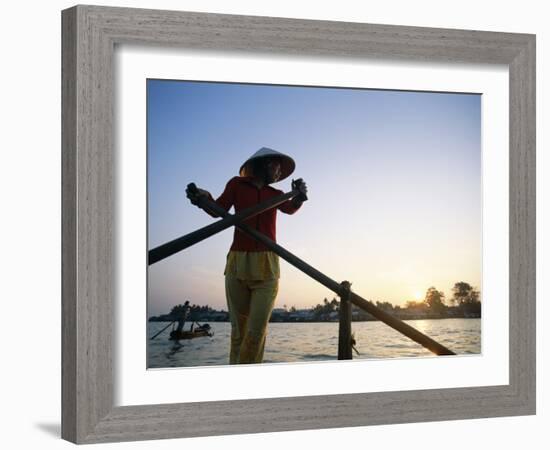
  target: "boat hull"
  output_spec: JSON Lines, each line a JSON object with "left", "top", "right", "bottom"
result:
{"left": 169, "top": 329, "right": 212, "bottom": 340}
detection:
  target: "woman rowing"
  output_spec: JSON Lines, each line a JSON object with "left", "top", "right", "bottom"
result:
{"left": 186, "top": 147, "right": 307, "bottom": 364}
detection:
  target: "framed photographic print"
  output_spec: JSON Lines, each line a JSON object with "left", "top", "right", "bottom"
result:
{"left": 62, "top": 4, "right": 535, "bottom": 444}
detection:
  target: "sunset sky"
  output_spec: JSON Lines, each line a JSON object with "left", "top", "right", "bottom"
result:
{"left": 147, "top": 79, "right": 481, "bottom": 317}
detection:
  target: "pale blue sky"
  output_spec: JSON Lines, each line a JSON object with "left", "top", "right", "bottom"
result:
{"left": 147, "top": 79, "right": 481, "bottom": 317}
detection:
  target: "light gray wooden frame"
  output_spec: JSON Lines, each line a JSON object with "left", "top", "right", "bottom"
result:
{"left": 62, "top": 4, "right": 536, "bottom": 444}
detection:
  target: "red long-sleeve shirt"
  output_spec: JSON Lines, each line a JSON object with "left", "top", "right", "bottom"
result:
{"left": 210, "top": 176, "right": 302, "bottom": 251}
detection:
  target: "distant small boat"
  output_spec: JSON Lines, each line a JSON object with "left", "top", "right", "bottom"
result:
{"left": 169, "top": 324, "right": 213, "bottom": 341}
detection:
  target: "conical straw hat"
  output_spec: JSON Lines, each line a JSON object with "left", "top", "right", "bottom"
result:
{"left": 239, "top": 147, "right": 295, "bottom": 181}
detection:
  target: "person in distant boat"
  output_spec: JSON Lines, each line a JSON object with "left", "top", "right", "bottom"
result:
{"left": 186, "top": 147, "right": 307, "bottom": 364}
{"left": 175, "top": 300, "right": 191, "bottom": 334}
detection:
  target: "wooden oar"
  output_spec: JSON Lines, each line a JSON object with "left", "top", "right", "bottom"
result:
{"left": 148, "top": 182, "right": 305, "bottom": 265}
{"left": 150, "top": 320, "right": 176, "bottom": 340}
{"left": 194, "top": 195, "right": 455, "bottom": 356}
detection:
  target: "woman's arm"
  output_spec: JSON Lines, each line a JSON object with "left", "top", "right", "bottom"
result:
{"left": 213, "top": 177, "right": 237, "bottom": 212}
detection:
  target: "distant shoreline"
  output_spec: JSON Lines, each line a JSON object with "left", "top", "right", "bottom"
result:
{"left": 148, "top": 315, "right": 481, "bottom": 323}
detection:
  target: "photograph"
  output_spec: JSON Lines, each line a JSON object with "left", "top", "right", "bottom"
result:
{"left": 146, "top": 79, "right": 482, "bottom": 368}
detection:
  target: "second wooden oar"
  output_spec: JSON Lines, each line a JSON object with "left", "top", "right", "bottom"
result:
{"left": 148, "top": 183, "right": 304, "bottom": 265}
{"left": 194, "top": 195, "right": 455, "bottom": 357}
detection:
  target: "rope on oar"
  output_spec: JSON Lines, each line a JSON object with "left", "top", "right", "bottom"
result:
{"left": 150, "top": 320, "right": 176, "bottom": 340}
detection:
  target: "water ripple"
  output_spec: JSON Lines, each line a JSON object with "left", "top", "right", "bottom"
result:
{"left": 148, "top": 319, "right": 481, "bottom": 368}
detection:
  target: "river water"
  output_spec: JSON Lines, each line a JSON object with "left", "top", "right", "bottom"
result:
{"left": 147, "top": 318, "right": 480, "bottom": 368}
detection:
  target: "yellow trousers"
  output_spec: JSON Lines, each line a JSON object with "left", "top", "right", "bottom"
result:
{"left": 225, "top": 276, "right": 279, "bottom": 364}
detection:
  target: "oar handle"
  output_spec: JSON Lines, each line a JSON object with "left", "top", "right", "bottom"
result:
{"left": 186, "top": 182, "right": 199, "bottom": 202}
{"left": 291, "top": 178, "right": 308, "bottom": 202}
